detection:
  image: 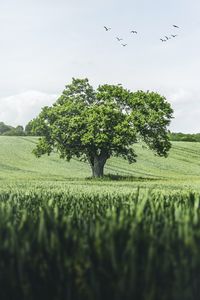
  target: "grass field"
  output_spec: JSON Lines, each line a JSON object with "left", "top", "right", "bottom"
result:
{"left": 0, "top": 189, "right": 200, "bottom": 300}
{"left": 1, "top": 137, "right": 200, "bottom": 299}
{"left": 0, "top": 136, "right": 200, "bottom": 192}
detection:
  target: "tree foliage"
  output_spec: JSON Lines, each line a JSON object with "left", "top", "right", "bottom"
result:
{"left": 33, "top": 78, "right": 173, "bottom": 177}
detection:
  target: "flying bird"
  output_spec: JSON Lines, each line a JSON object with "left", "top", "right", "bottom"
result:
{"left": 116, "top": 37, "right": 123, "bottom": 41}
{"left": 160, "top": 39, "right": 166, "bottom": 42}
{"left": 173, "top": 25, "right": 179, "bottom": 28}
{"left": 171, "top": 34, "right": 178, "bottom": 38}
{"left": 121, "top": 44, "right": 127, "bottom": 47}
{"left": 131, "top": 30, "right": 137, "bottom": 34}
{"left": 104, "top": 26, "right": 111, "bottom": 31}
{"left": 165, "top": 36, "right": 169, "bottom": 40}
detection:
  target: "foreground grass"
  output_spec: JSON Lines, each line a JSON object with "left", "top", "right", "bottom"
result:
{"left": 0, "top": 189, "right": 199, "bottom": 299}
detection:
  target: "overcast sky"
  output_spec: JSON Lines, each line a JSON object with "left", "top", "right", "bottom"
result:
{"left": 0, "top": 0, "right": 200, "bottom": 132}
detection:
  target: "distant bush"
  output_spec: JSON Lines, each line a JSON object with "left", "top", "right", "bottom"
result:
{"left": 169, "top": 132, "right": 200, "bottom": 142}
{"left": 0, "top": 122, "right": 25, "bottom": 136}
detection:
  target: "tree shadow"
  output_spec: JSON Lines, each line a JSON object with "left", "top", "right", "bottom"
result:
{"left": 86, "top": 173, "right": 162, "bottom": 182}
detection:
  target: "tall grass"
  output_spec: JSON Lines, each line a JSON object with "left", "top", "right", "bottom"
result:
{"left": 0, "top": 189, "right": 199, "bottom": 299}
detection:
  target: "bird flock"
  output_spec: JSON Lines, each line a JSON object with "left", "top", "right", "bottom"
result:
{"left": 104, "top": 26, "right": 137, "bottom": 47}
{"left": 104, "top": 24, "right": 180, "bottom": 47}
{"left": 160, "top": 25, "right": 180, "bottom": 42}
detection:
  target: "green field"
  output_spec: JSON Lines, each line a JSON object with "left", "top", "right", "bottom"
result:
{"left": 0, "top": 187, "right": 200, "bottom": 300}
{"left": 1, "top": 137, "right": 200, "bottom": 299}
{"left": 1, "top": 136, "right": 200, "bottom": 192}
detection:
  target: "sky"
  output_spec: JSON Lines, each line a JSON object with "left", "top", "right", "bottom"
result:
{"left": 0, "top": 0, "right": 200, "bottom": 132}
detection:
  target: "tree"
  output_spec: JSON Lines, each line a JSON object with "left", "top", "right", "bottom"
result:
{"left": 25, "top": 119, "right": 42, "bottom": 136}
{"left": 14, "top": 125, "right": 25, "bottom": 136}
{"left": 33, "top": 78, "right": 173, "bottom": 177}
{"left": 0, "top": 122, "right": 13, "bottom": 135}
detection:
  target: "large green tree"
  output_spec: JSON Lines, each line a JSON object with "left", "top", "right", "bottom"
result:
{"left": 32, "top": 78, "right": 173, "bottom": 177}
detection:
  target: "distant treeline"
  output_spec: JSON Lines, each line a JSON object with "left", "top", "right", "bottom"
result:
{"left": 0, "top": 121, "right": 37, "bottom": 136}
{"left": 0, "top": 122, "right": 25, "bottom": 136}
{"left": 1, "top": 121, "right": 200, "bottom": 142}
{"left": 0, "top": 120, "right": 41, "bottom": 136}
{"left": 169, "top": 132, "right": 200, "bottom": 142}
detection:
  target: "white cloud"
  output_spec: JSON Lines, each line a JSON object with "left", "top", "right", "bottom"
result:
{"left": 0, "top": 91, "right": 57, "bottom": 127}
{"left": 168, "top": 88, "right": 200, "bottom": 133}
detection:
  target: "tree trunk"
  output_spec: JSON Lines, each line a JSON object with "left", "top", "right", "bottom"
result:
{"left": 87, "top": 152, "right": 108, "bottom": 178}
{"left": 92, "top": 157, "right": 105, "bottom": 177}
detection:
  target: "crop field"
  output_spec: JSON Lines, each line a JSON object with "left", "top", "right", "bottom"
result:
{"left": 1, "top": 137, "right": 200, "bottom": 299}
{"left": 1, "top": 136, "right": 200, "bottom": 192}
{"left": 0, "top": 189, "right": 199, "bottom": 299}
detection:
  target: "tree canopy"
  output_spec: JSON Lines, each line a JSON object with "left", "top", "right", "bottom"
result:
{"left": 32, "top": 78, "right": 173, "bottom": 177}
